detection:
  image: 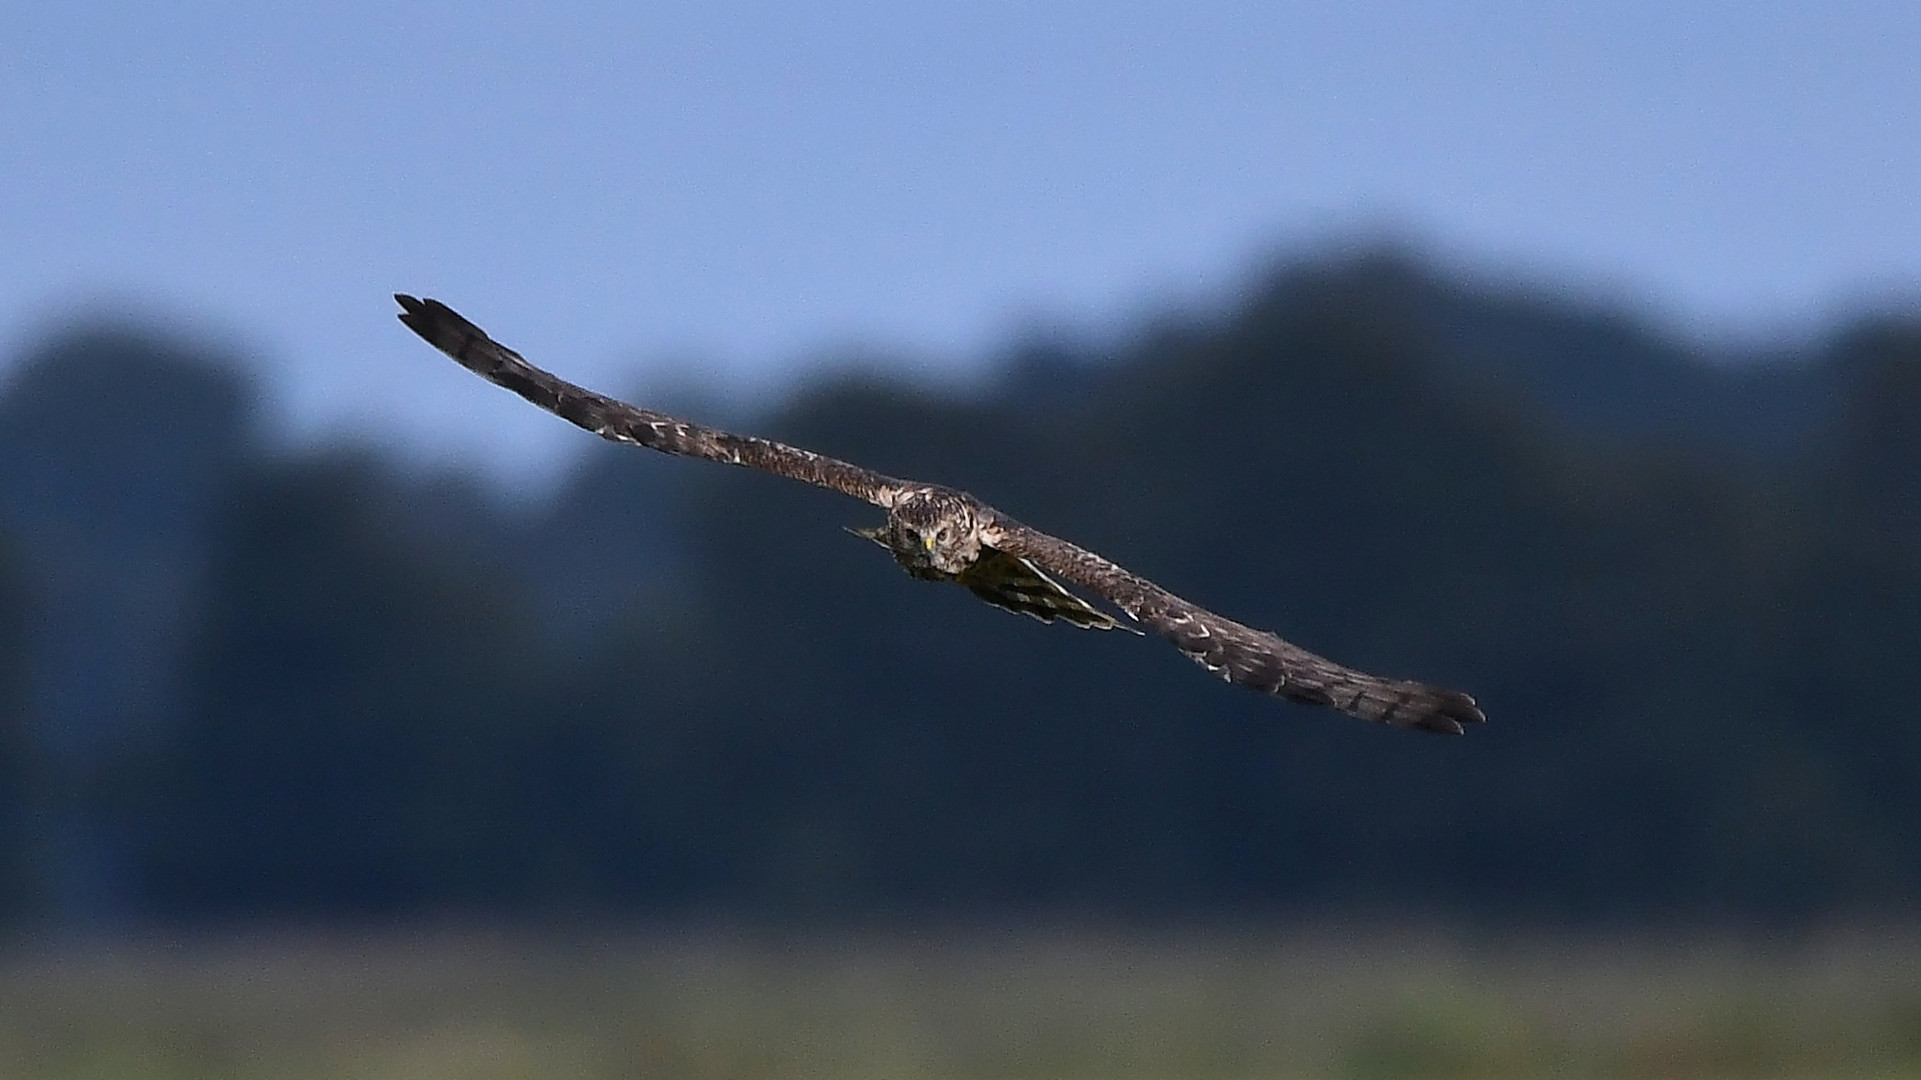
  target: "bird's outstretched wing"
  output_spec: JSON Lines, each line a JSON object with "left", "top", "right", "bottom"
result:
{"left": 400, "top": 294, "right": 1484, "bottom": 734}
{"left": 982, "top": 519, "right": 1485, "bottom": 734}
{"left": 396, "top": 295, "right": 908, "bottom": 507}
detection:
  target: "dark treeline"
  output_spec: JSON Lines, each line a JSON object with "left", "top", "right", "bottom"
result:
{"left": 0, "top": 253, "right": 1917, "bottom": 925}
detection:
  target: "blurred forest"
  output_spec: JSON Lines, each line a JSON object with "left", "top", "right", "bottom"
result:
{"left": 0, "top": 252, "right": 1916, "bottom": 929}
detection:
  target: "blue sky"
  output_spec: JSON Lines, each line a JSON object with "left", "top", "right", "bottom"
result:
{"left": 4, "top": 1, "right": 1918, "bottom": 484}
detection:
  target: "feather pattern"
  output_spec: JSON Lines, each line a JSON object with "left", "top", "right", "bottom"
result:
{"left": 980, "top": 519, "right": 1484, "bottom": 733}
{"left": 957, "top": 549, "right": 1140, "bottom": 633}
{"left": 397, "top": 295, "right": 905, "bottom": 507}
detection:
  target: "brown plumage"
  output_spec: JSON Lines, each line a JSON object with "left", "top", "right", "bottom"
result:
{"left": 396, "top": 295, "right": 1485, "bottom": 734}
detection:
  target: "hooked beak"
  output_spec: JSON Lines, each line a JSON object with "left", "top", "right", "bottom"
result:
{"left": 922, "top": 533, "right": 937, "bottom": 552}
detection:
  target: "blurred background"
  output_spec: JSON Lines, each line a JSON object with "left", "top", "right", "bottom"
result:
{"left": 3, "top": 2, "right": 1920, "bottom": 1077}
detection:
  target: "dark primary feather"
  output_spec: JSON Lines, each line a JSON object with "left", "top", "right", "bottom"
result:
{"left": 395, "top": 295, "right": 906, "bottom": 507}
{"left": 397, "top": 295, "right": 1484, "bottom": 734}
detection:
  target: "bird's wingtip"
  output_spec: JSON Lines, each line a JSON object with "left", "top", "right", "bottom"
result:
{"left": 1408, "top": 691, "right": 1485, "bottom": 735}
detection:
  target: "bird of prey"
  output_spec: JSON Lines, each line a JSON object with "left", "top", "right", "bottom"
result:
{"left": 395, "top": 295, "right": 1484, "bottom": 734}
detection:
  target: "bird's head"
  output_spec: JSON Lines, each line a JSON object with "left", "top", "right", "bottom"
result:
{"left": 884, "top": 486, "right": 983, "bottom": 578}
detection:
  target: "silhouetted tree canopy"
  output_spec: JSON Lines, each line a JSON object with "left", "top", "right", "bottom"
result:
{"left": 0, "top": 542, "right": 30, "bottom": 918}
{"left": 4, "top": 254, "right": 1918, "bottom": 925}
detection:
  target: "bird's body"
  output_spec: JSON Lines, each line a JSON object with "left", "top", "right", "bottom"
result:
{"left": 865, "top": 484, "right": 987, "bottom": 580}
{"left": 848, "top": 484, "right": 1132, "bottom": 631}
{"left": 395, "top": 295, "right": 1484, "bottom": 734}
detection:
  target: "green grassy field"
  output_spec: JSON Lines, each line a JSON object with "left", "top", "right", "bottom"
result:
{"left": 1, "top": 923, "right": 1917, "bottom": 1079}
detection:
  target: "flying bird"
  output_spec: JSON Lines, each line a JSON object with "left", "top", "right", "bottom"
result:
{"left": 395, "top": 295, "right": 1484, "bottom": 735}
